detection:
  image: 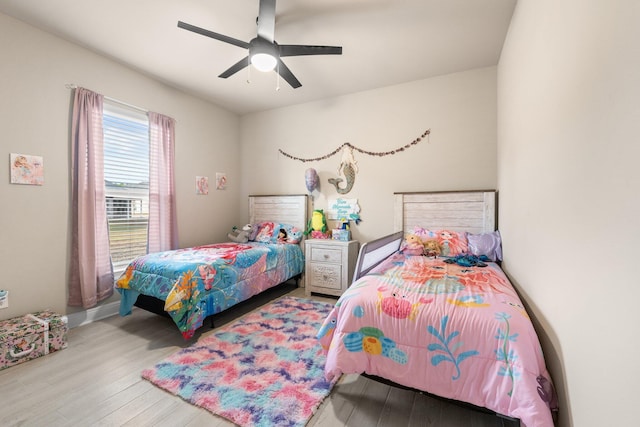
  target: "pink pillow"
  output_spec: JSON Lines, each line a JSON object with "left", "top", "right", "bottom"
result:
{"left": 254, "top": 222, "right": 277, "bottom": 243}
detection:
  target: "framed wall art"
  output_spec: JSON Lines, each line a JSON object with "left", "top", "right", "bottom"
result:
{"left": 196, "top": 176, "right": 209, "bottom": 195}
{"left": 10, "top": 153, "right": 44, "bottom": 185}
{"left": 216, "top": 172, "right": 227, "bottom": 190}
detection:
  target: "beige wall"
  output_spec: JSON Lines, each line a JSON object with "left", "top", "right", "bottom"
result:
{"left": 239, "top": 67, "right": 498, "bottom": 242}
{"left": 498, "top": 1, "right": 640, "bottom": 426}
{"left": 0, "top": 13, "right": 241, "bottom": 319}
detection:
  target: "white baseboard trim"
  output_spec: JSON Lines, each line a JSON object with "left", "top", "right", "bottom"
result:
{"left": 67, "top": 301, "right": 120, "bottom": 329}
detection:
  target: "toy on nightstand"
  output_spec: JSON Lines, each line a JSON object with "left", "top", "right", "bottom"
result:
{"left": 305, "top": 209, "right": 329, "bottom": 239}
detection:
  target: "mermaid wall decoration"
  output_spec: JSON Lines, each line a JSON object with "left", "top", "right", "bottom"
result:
{"left": 328, "top": 146, "right": 358, "bottom": 194}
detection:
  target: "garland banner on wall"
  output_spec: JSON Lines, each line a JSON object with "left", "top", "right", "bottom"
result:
{"left": 278, "top": 129, "right": 431, "bottom": 163}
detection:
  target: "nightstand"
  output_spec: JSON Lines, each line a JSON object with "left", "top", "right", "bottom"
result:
{"left": 305, "top": 239, "right": 359, "bottom": 297}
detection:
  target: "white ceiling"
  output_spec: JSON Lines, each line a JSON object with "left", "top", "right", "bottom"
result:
{"left": 0, "top": 0, "right": 516, "bottom": 115}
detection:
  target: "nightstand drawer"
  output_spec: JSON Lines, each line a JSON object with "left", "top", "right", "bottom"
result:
{"left": 308, "top": 263, "right": 343, "bottom": 290}
{"left": 309, "top": 246, "right": 343, "bottom": 263}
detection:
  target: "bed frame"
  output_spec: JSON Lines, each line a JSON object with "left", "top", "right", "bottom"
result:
{"left": 353, "top": 190, "right": 497, "bottom": 282}
{"left": 353, "top": 190, "right": 513, "bottom": 421}
{"left": 133, "top": 194, "right": 309, "bottom": 320}
{"left": 249, "top": 194, "right": 309, "bottom": 287}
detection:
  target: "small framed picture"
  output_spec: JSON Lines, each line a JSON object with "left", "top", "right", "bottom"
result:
{"left": 10, "top": 153, "right": 44, "bottom": 185}
{"left": 216, "top": 172, "right": 227, "bottom": 190}
{"left": 196, "top": 176, "right": 209, "bottom": 195}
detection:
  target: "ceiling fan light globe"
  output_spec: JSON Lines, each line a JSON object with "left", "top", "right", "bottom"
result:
{"left": 251, "top": 53, "right": 277, "bottom": 72}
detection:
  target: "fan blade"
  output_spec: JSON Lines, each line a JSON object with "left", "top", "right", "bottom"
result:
{"left": 276, "top": 59, "right": 301, "bottom": 89}
{"left": 279, "top": 45, "right": 342, "bottom": 57}
{"left": 177, "top": 21, "right": 249, "bottom": 49}
{"left": 219, "top": 56, "right": 250, "bottom": 79}
{"left": 257, "top": 0, "right": 276, "bottom": 42}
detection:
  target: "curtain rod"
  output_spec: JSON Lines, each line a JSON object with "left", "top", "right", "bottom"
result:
{"left": 65, "top": 83, "right": 148, "bottom": 114}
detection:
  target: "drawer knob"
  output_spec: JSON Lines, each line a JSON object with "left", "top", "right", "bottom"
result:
{"left": 323, "top": 254, "right": 329, "bottom": 259}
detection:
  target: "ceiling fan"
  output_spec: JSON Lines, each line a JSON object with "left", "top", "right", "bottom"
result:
{"left": 177, "top": 0, "right": 342, "bottom": 89}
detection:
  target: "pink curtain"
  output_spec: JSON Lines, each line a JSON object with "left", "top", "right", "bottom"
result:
{"left": 147, "top": 112, "right": 178, "bottom": 252}
{"left": 69, "top": 88, "right": 114, "bottom": 308}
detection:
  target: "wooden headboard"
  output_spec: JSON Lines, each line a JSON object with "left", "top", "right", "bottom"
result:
{"left": 394, "top": 190, "right": 497, "bottom": 234}
{"left": 248, "top": 194, "right": 309, "bottom": 232}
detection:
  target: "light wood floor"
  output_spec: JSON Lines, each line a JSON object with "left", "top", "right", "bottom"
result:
{"left": 0, "top": 284, "right": 518, "bottom": 426}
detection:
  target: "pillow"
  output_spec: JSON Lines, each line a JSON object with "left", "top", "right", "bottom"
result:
{"left": 251, "top": 222, "right": 303, "bottom": 244}
{"left": 253, "top": 222, "right": 277, "bottom": 243}
{"left": 278, "top": 224, "right": 303, "bottom": 244}
{"left": 248, "top": 223, "right": 261, "bottom": 241}
{"left": 467, "top": 230, "right": 503, "bottom": 261}
{"left": 411, "top": 227, "right": 468, "bottom": 257}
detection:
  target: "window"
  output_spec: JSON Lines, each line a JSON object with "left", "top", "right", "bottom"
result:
{"left": 69, "top": 87, "right": 176, "bottom": 308}
{"left": 103, "top": 101, "right": 150, "bottom": 274}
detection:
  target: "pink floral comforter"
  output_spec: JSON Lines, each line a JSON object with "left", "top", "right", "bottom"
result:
{"left": 318, "top": 253, "right": 557, "bottom": 427}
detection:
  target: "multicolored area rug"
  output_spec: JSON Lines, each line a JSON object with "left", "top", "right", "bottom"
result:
{"left": 142, "top": 297, "right": 337, "bottom": 427}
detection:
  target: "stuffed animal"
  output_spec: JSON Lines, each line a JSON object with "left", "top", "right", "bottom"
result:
{"left": 402, "top": 234, "right": 424, "bottom": 256}
{"left": 228, "top": 224, "right": 253, "bottom": 243}
{"left": 423, "top": 239, "right": 443, "bottom": 258}
{"left": 305, "top": 209, "right": 328, "bottom": 237}
{"left": 277, "top": 228, "right": 288, "bottom": 243}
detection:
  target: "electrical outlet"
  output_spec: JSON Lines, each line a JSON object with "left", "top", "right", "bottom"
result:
{"left": 0, "top": 290, "right": 8, "bottom": 309}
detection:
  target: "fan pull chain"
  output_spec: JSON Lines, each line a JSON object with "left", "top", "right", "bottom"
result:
{"left": 275, "top": 62, "right": 281, "bottom": 91}
{"left": 246, "top": 56, "right": 251, "bottom": 84}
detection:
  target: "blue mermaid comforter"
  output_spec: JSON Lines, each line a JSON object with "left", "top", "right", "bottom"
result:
{"left": 116, "top": 241, "right": 304, "bottom": 339}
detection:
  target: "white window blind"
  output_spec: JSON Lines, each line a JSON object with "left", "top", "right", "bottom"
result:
{"left": 103, "top": 101, "right": 150, "bottom": 274}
